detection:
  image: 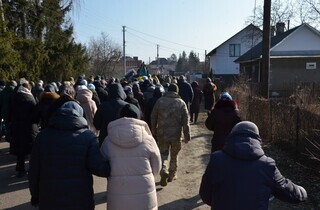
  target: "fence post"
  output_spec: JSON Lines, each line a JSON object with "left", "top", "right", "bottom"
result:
{"left": 269, "top": 99, "right": 273, "bottom": 142}
{"left": 295, "top": 106, "right": 300, "bottom": 159}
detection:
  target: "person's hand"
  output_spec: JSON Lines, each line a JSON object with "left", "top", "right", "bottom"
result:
{"left": 184, "top": 138, "right": 190, "bottom": 144}
{"left": 31, "top": 196, "right": 39, "bottom": 207}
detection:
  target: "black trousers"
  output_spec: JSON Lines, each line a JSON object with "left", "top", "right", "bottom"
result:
{"left": 16, "top": 155, "right": 26, "bottom": 172}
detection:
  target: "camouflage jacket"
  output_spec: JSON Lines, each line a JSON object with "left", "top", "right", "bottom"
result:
{"left": 151, "top": 92, "right": 190, "bottom": 142}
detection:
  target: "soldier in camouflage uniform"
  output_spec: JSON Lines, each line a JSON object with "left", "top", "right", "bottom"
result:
{"left": 151, "top": 83, "right": 190, "bottom": 187}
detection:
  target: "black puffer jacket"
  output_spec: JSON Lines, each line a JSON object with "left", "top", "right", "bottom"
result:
{"left": 10, "top": 89, "right": 38, "bottom": 156}
{"left": 177, "top": 79, "right": 194, "bottom": 106}
{"left": 93, "top": 81, "right": 108, "bottom": 102}
{"left": 29, "top": 108, "right": 110, "bottom": 210}
{"left": 199, "top": 121, "right": 307, "bottom": 210}
{"left": 93, "top": 83, "right": 128, "bottom": 145}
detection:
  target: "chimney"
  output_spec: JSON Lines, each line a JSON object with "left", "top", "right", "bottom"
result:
{"left": 276, "top": 22, "right": 285, "bottom": 35}
{"left": 271, "top": 25, "right": 276, "bottom": 37}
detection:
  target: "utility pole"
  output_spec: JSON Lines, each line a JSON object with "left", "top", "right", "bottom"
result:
{"left": 204, "top": 50, "right": 207, "bottom": 73}
{"left": 157, "top": 44, "right": 160, "bottom": 69}
{"left": 122, "top": 26, "right": 126, "bottom": 76}
{"left": 261, "top": 0, "right": 271, "bottom": 98}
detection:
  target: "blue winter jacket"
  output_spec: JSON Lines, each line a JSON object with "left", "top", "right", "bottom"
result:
{"left": 29, "top": 108, "right": 110, "bottom": 210}
{"left": 199, "top": 126, "right": 307, "bottom": 210}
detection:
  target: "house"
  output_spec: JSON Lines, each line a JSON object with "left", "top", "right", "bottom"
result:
{"left": 147, "top": 58, "right": 176, "bottom": 75}
{"left": 207, "top": 24, "right": 263, "bottom": 86}
{"left": 235, "top": 23, "right": 320, "bottom": 97}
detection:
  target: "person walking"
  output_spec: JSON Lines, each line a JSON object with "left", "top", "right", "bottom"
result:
{"left": 9, "top": 79, "right": 39, "bottom": 177}
{"left": 93, "top": 83, "right": 129, "bottom": 146}
{"left": 202, "top": 78, "right": 217, "bottom": 115}
{"left": 144, "top": 87, "right": 163, "bottom": 129}
{"left": 29, "top": 100, "right": 110, "bottom": 210}
{"left": 199, "top": 121, "right": 307, "bottom": 210}
{"left": 151, "top": 83, "right": 190, "bottom": 187}
{"left": 132, "top": 82, "right": 145, "bottom": 112}
{"left": 87, "top": 83, "right": 101, "bottom": 106}
{"left": 33, "top": 84, "right": 60, "bottom": 130}
{"left": 177, "top": 75, "right": 193, "bottom": 112}
{"left": 205, "top": 91, "right": 241, "bottom": 153}
{"left": 100, "top": 104, "right": 161, "bottom": 210}
{"left": 190, "top": 81, "right": 202, "bottom": 124}
{"left": 76, "top": 86, "right": 98, "bottom": 135}
{"left": 0, "top": 80, "right": 17, "bottom": 140}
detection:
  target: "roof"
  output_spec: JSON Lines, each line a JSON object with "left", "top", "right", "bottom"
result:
{"left": 207, "top": 24, "right": 262, "bottom": 56}
{"left": 234, "top": 24, "right": 320, "bottom": 63}
{"left": 149, "top": 58, "right": 174, "bottom": 65}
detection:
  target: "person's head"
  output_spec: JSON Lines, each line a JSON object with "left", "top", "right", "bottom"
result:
{"left": 44, "top": 84, "right": 56, "bottom": 93}
{"left": 153, "top": 87, "right": 163, "bottom": 97}
{"left": 120, "top": 104, "right": 140, "bottom": 119}
{"left": 19, "top": 78, "right": 31, "bottom": 90}
{"left": 191, "top": 81, "right": 199, "bottom": 88}
{"left": 230, "top": 121, "right": 260, "bottom": 137}
{"left": 124, "top": 85, "right": 133, "bottom": 96}
{"left": 179, "top": 75, "right": 186, "bottom": 82}
{"left": 94, "top": 75, "right": 101, "bottom": 81}
{"left": 60, "top": 101, "right": 84, "bottom": 117}
{"left": 87, "top": 83, "right": 95, "bottom": 90}
{"left": 8, "top": 80, "right": 17, "bottom": 87}
{"left": 132, "top": 83, "right": 140, "bottom": 92}
{"left": 168, "top": 83, "right": 179, "bottom": 93}
{"left": 59, "top": 84, "right": 75, "bottom": 98}
{"left": 220, "top": 91, "right": 232, "bottom": 101}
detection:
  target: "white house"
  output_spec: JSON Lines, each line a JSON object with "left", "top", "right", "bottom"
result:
{"left": 207, "top": 24, "right": 262, "bottom": 85}
{"left": 235, "top": 23, "right": 320, "bottom": 97}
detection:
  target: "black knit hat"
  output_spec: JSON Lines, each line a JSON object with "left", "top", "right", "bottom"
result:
{"left": 168, "top": 83, "right": 179, "bottom": 93}
{"left": 120, "top": 104, "right": 141, "bottom": 119}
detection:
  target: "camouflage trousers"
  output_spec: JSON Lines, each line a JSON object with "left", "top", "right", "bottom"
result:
{"left": 157, "top": 140, "right": 182, "bottom": 177}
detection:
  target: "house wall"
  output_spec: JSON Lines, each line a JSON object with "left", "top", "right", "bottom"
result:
{"left": 210, "top": 27, "right": 262, "bottom": 75}
{"left": 239, "top": 61, "right": 261, "bottom": 83}
{"left": 270, "top": 58, "right": 320, "bottom": 94}
{"left": 272, "top": 26, "right": 320, "bottom": 52}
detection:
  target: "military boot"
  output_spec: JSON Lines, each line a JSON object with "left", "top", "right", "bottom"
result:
{"left": 160, "top": 172, "right": 169, "bottom": 186}
{"left": 168, "top": 173, "right": 177, "bottom": 182}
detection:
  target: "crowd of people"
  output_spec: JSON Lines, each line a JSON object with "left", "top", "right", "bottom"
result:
{"left": 0, "top": 73, "right": 308, "bottom": 210}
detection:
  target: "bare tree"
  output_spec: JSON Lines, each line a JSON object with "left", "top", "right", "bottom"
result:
{"left": 297, "top": 0, "right": 320, "bottom": 28}
{"left": 247, "top": 0, "right": 295, "bottom": 29}
{"left": 247, "top": 0, "right": 320, "bottom": 31}
{"left": 87, "top": 32, "right": 121, "bottom": 78}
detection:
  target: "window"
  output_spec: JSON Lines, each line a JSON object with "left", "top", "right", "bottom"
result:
{"left": 229, "top": 44, "right": 241, "bottom": 57}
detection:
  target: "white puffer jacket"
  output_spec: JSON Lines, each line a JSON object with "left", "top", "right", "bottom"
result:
{"left": 100, "top": 117, "right": 161, "bottom": 210}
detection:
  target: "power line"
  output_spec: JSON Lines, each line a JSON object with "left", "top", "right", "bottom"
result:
{"left": 126, "top": 26, "right": 206, "bottom": 51}
{"left": 127, "top": 30, "right": 206, "bottom": 57}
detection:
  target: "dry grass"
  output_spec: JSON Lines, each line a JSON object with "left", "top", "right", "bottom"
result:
{"left": 228, "top": 79, "right": 320, "bottom": 170}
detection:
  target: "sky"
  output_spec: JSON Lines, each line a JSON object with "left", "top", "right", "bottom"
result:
{"left": 72, "top": 0, "right": 263, "bottom": 63}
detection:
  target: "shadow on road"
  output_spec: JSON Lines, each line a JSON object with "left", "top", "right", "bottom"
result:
{"left": 94, "top": 191, "right": 107, "bottom": 206}
{"left": 159, "top": 194, "right": 205, "bottom": 210}
{"left": 4, "top": 202, "right": 35, "bottom": 210}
